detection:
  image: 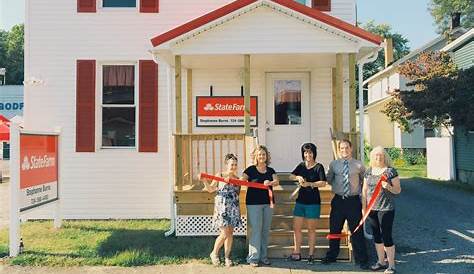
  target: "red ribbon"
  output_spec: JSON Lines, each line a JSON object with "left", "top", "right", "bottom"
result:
{"left": 199, "top": 173, "right": 274, "bottom": 208}
{"left": 326, "top": 174, "right": 388, "bottom": 239}
{"left": 353, "top": 174, "right": 388, "bottom": 233}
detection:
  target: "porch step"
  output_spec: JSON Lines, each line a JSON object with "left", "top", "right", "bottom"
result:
{"left": 271, "top": 214, "right": 330, "bottom": 230}
{"left": 273, "top": 201, "right": 331, "bottom": 215}
{"left": 267, "top": 244, "right": 350, "bottom": 260}
{"left": 270, "top": 228, "right": 348, "bottom": 246}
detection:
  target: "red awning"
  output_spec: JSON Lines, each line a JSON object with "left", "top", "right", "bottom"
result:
{"left": 0, "top": 124, "right": 9, "bottom": 141}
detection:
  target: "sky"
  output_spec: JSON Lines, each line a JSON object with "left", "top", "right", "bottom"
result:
{"left": 357, "top": 0, "right": 438, "bottom": 50}
{"left": 0, "top": 0, "right": 25, "bottom": 31}
{"left": 0, "top": 0, "right": 439, "bottom": 50}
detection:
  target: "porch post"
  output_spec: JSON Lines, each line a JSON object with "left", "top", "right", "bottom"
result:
{"left": 332, "top": 54, "right": 344, "bottom": 134}
{"left": 349, "top": 53, "right": 359, "bottom": 159}
{"left": 175, "top": 55, "right": 183, "bottom": 191}
{"left": 244, "top": 54, "right": 251, "bottom": 136}
{"left": 187, "top": 69, "right": 193, "bottom": 133}
{"left": 175, "top": 55, "right": 182, "bottom": 133}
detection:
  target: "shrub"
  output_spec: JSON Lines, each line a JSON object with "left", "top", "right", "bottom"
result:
{"left": 386, "top": 147, "right": 402, "bottom": 160}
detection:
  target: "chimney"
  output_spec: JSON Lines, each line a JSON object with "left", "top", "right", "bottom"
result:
{"left": 451, "top": 12, "right": 461, "bottom": 30}
{"left": 384, "top": 38, "right": 394, "bottom": 68}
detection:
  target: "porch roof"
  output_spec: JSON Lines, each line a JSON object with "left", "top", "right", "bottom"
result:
{"left": 150, "top": 0, "right": 382, "bottom": 54}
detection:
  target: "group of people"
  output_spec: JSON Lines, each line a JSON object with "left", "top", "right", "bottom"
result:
{"left": 202, "top": 139, "right": 401, "bottom": 274}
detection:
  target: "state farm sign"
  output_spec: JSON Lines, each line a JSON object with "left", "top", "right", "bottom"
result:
{"left": 196, "top": 96, "right": 258, "bottom": 127}
{"left": 19, "top": 134, "right": 59, "bottom": 212}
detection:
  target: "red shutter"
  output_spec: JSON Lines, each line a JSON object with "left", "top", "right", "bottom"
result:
{"left": 313, "top": 0, "right": 331, "bottom": 11}
{"left": 140, "top": 0, "right": 159, "bottom": 13}
{"left": 77, "top": 0, "right": 96, "bottom": 13}
{"left": 76, "top": 60, "right": 96, "bottom": 152}
{"left": 139, "top": 60, "right": 158, "bottom": 152}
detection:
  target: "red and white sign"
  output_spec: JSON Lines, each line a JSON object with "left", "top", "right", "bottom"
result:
{"left": 19, "top": 134, "right": 58, "bottom": 212}
{"left": 196, "top": 96, "right": 258, "bottom": 127}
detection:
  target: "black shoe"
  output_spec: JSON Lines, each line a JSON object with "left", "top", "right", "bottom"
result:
{"left": 321, "top": 257, "right": 337, "bottom": 264}
{"left": 360, "top": 262, "right": 370, "bottom": 270}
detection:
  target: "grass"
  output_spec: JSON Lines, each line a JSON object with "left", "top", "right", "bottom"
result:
{"left": 0, "top": 220, "right": 246, "bottom": 266}
{"left": 393, "top": 163, "right": 427, "bottom": 178}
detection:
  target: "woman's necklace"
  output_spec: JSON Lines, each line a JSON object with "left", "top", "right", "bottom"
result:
{"left": 372, "top": 166, "right": 387, "bottom": 176}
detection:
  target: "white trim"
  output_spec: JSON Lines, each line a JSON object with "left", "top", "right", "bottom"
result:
{"left": 97, "top": 62, "right": 138, "bottom": 150}
{"left": 154, "top": 0, "right": 376, "bottom": 52}
{"left": 441, "top": 29, "right": 474, "bottom": 52}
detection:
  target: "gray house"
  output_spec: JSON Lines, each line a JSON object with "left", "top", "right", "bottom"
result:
{"left": 442, "top": 28, "right": 474, "bottom": 184}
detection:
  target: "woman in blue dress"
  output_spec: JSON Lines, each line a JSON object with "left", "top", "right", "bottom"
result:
{"left": 203, "top": 153, "right": 242, "bottom": 267}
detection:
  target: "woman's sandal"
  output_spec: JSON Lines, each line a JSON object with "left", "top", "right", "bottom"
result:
{"left": 384, "top": 267, "right": 396, "bottom": 274}
{"left": 371, "top": 262, "right": 388, "bottom": 271}
{"left": 307, "top": 255, "right": 314, "bottom": 264}
{"left": 210, "top": 252, "right": 220, "bottom": 266}
{"left": 289, "top": 253, "right": 301, "bottom": 261}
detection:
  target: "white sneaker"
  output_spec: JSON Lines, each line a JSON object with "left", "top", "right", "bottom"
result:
{"left": 210, "top": 252, "right": 220, "bottom": 266}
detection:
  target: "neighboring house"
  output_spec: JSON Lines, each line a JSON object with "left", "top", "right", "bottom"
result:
{"left": 441, "top": 28, "right": 474, "bottom": 184}
{"left": 0, "top": 85, "right": 23, "bottom": 160}
{"left": 24, "top": 0, "right": 381, "bottom": 234}
{"left": 362, "top": 27, "right": 466, "bottom": 150}
{"left": 0, "top": 85, "right": 23, "bottom": 119}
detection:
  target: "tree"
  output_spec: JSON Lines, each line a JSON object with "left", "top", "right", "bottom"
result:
{"left": 0, "top": 24, "right": 24, "bottom": 85}
{"left": 356, "top": 21, "right": 410, "bottom": 107}
{"left": 382, "top": 51, "right": 474, "bottom": 135}
{"left": 361, "top": 21, "right": 410, "bottom": 80}
{"left": 429, "top": 0, "right": 474, "bottom": 33}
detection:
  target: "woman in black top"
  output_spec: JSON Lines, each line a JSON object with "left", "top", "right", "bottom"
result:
{"left": 288, "top": 143, "right": 327, "bottom": 264}
{"left": 242, "top": 145, "right": 279, "bottom": 267}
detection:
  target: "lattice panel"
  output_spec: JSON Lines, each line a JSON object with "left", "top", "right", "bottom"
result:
{"left": 176, "top": 215, "right": 247, "bottom": 236}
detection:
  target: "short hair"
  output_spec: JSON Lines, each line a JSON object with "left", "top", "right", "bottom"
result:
{"left": 251, "top": 145, "right": 271, "bottom": 165}
{"left": 301, "top": 143, "right": 317, "bottom": 161}
{"left": 224, "top": 153, "right": 238, "bottom": 164}
{"left": 369, "top": 146, "right": 393, "bottom": 168}
{"left": 338, "top": 139, "right": 352, "bottom": 149}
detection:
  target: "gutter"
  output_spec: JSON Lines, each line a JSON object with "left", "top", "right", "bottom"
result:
{"left": 358, "top": 49, "right": 381, "bottom": 162}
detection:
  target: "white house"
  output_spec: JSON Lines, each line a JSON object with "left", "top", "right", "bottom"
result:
{"left": 23, "top": 0, "right": 381, "bottom": 223}
{"left": 362, "top": 27, "right": 466, "bottom": 150}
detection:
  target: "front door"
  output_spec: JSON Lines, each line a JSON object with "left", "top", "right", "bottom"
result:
{"left": 265, "top": 72, "right": 310, "bottom": 172}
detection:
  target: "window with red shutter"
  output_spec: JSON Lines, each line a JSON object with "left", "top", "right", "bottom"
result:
{"left": 312, "top": 0, "right": 331, "bottom": 11}
{"left": 140, "top": 0, "right": 159, "bottom": 13}
{"left": 138, "top": 60, "right": 158, "bottom": 152}
{"left": 76, "top": 60, "right": 96, "bottom": 152}
{"left": 77, "top": 0, "right": 96, "bottom": 13}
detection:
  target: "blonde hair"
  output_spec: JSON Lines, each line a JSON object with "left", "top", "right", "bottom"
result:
{"left": 251, "top": 145, "right": 271, "bottom": 166}
{"left": 369, "top": 146, "right": 392, "bottom": 168}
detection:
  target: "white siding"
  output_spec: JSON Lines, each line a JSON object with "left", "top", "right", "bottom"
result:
{"left": 172, "top": 6, "right": 358, "bottom": 55}
{"left": 24, "top": 0, "right": 356, "bottom": 219}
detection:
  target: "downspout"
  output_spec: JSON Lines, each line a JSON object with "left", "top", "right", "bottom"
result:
{"left": 151, "top": 52, "right": 176, "bottom": 237}
{"left": 358, "top": 50, "right": 379, "bottom": 163}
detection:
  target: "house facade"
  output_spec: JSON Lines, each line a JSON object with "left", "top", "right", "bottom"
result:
{"left": 24, "top": 0, "right": 381, "bottom": 224}
{"left": 442, "top": 28, "right": 474, "bottom": 184}
{"left": 362, "top": 28, "right": 466, "bottom": 150}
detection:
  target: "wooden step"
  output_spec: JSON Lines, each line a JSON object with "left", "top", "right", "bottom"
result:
{"left": 271, "top": 214, "right": 329, "bottom": 230}
{"left": 273, "top": 202, "right": 331, "bottom": 215}
{"left": 267, "top": 245, "right": 350, "bottom": 260}
{"left": 270, "top": 229, "right": 348, "bottom": 246}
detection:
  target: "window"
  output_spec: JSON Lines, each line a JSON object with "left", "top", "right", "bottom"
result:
{"left": 103, "top": 0, "right": 136, "bottom": 8}
{"left": 274, "top": 80, "right": 302, "bottom": 125}
{"left": 102, "top": 65, "right": 136, "bottom": 147}
{"left": 294, "top": 0, "right": 307, "bottom": 5}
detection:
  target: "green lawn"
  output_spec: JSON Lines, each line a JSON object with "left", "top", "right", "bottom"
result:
{"left": 0, "top": 220, "right": 246, "bottom": 266}
{"left": 393, "top": 163, "right": 427, "bottom": 178}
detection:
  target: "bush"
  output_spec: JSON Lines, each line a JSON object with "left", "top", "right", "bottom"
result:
{"left": 402, "top": 151, "right": 426, "bottom": 165}
{"left": 393, "top": 158, "right": 406, "bottom": 167}
{"left": 386, "top": 147, "right": 402, "bottom": 160}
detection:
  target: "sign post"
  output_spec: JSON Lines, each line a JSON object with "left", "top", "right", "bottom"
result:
{"left": 9, "top": 122, "right": 20, "bottom": 256}
{"left": 9, "top": 123, "right": 61, "bottom": 257}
